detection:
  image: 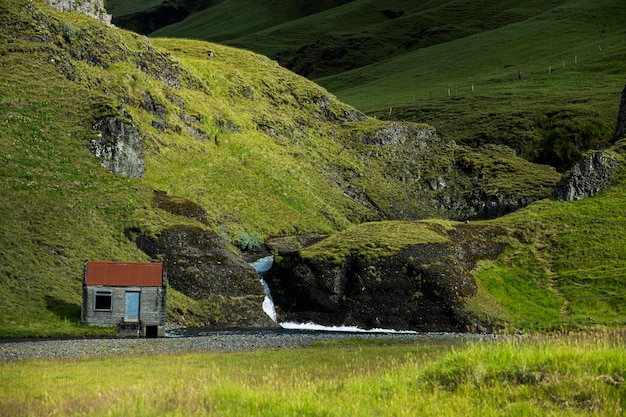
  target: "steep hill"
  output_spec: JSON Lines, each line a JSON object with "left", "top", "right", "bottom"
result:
{"left": 0, "top": 0, "right": 624, "bottom": 336}
{"left": 120, "top": 0, "right": 626, "bottom": 171}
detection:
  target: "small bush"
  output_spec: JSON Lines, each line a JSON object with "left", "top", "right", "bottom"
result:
{"left": 235, "top": 232, "right": 264, "bottom": 251}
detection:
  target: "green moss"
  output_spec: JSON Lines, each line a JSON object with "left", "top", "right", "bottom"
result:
{"left": 302, "top": 220, "right": 448, "bottom": 263}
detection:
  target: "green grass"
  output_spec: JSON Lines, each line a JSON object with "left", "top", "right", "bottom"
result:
{"left": 1, "top": 333, "right": 624, "bottom": 416}
{"left": 1, "top": 0, "right": 625, "bottom": 337}
{"left": 467, "top": 145, "right": 626, "bottom": 331}
{"left": 301, "top": 220, "right": 450, "bottom": 263}
{"left": 318, "top": 0, "right": 626, "bottom": 168}
{"left": 144, "top": 0, "right": 626, "bottom": 169}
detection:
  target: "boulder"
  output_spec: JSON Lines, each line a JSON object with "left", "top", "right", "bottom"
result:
{"left": 91, "top": 115, "right": 145, "bottom": 179}
{"left": 134, "top": 225, "right": 276, "bottom": 328}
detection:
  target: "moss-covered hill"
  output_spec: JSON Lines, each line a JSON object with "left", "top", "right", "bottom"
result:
{"left": 0, "top": 0, "right": 623, "bottom": 336}
{"left": 123, "top": 0, "right": 626, "bottom": 173}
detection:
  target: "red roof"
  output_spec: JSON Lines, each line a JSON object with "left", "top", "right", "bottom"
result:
{"left": 85, "top": 261, "right": 163, "bottom": 287}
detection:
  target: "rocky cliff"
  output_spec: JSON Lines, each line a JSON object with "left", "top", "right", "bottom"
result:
{"left": 265, "top": 222, "right": 509, "bottom": 332}
{"left": 44, "top": 0, "right": 111, "bottom": 24}
{"left": 553, "top": 150, "right": 620, "bottom": 201}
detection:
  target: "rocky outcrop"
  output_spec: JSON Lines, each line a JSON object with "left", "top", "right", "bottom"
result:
{"left": 135, "top": 225, "right": 260, "bottom": 299}
{"left": 553, "top": 150, "right": 620, "bottom": 201}
{"left": 265, "top": 224, "right": 508, "bottom": 332}
{"left": 153, "top": 190, "right": 209, "bottom": 225}
{"left": 44, "top": 0, "right": 112, "bottom": 25}
{"left": 91, "top": 115, "right": 145, "bottom": 179}
{"left": 614, "top": 85, "right": 626, "bottom": 142}
{"left": 338, "top": 123, "right": 561, "bottom": 221}
{"left": 133, "top": 225, "right": 276, "bottom": 328}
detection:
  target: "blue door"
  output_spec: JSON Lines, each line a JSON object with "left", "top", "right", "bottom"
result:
{"left": 125, "top": 291, "right": 140, "bottom": 321}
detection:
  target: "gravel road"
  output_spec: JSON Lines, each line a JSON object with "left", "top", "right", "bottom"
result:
{"left": 0, "top": 330, "right": 490, "bottom": 361}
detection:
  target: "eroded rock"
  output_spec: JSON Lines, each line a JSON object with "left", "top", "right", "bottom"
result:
{"left": 134, "top": 225, "right": 276, "bottom": 328}
{"left": 91, "top": 115, "right": 145, "bottom": 179}
{"left": 265, "top": 224, "right": 508, "bottom": 331}
{"left": 553, "top": 150, "right": 620, "bottom": 201}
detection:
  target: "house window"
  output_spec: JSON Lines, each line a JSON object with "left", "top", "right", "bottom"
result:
{"left": 94, "top": 289, "right": 113, "bottom": 310}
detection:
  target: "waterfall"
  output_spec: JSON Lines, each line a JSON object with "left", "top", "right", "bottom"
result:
{"left": 249, "top": 256, "right": 418, "bottom": 334}
{"left": 249, "top": 255, "right": 277, "bottom": 322}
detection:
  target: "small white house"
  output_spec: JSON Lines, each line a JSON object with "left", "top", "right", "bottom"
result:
{"left": 81, "top": 261, "right": 166, "bottom": 337}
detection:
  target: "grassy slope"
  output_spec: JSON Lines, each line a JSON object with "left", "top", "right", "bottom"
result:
{"left": 103, "top": 0, "right": 161, "bottom": 17}
{"left": 0, "top": 0, "right": 624, "bottom": 337}
{"left": 149, "top": 0, "right": 626, "bottom": 169}
{"left": 318, "top": 0, "right": 626, "bottom": 166}
{"left": 147, "top": 0, "right": 352, "bottom": 43}
{"left": 150, "top": 0, "right": 626, "bottom": 330}
{"left": 0, "top": 0, "right": 378, "bottom": 336}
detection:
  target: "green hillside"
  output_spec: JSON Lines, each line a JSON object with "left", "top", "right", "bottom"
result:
{"left": 141, "top": 0, "right": 626, "bottom": 170}
{"left": 0, "top": 0, "right": 625, "bottom": 337}
{"left": 319, "top": 0, "right": 626, "bottom": 169}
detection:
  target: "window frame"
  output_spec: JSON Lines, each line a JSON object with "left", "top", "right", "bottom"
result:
{"left": 94, "top": 289, "right": 113, "bottom": 311}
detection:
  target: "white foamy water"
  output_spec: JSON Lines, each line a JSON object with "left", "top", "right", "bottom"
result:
{"left": 250, "top": 256, "right": 418, "bottom": 334}
{"left": 249, "top": 256, "right": 277, "bottom": 322}
{"left": 279, "top": 321, "right": 418, "bottom": 334}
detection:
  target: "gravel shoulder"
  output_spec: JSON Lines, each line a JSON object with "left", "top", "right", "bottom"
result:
{"left": 0, "top": 330, "right": 490, "bottom": 361}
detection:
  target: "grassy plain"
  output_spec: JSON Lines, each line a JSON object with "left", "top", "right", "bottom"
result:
{"left": 1, "top": 332, "right": 624, "bottom": 416}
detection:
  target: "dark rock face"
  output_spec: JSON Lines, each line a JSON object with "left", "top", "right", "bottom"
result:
{"left": 91, "top": 115, "right": 145, "bottom": 179}
{"left": 265, "top": 225, "right": 508, "bottom": 332}
{"left": 136, "top": 225, "right": 262, "bottom": 299}
{"left": 467, "top": 190, "right": 534, "bottom": 220}
{"left": 553, "top": 150, "right": 620, "bottom": 201}
{"left": 613, "top": 85, "right": 626, "bottom": 141}
{"left": 134, "top": 225, "right": 276, "bottom": 328}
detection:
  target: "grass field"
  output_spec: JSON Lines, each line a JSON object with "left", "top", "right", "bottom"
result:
{"left": 1, "top": 332, "right": 624, "bottom": 416}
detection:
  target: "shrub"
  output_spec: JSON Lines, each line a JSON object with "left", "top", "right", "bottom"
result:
{"left": 235, "top": 232, "right": 264, "bottom": 251}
